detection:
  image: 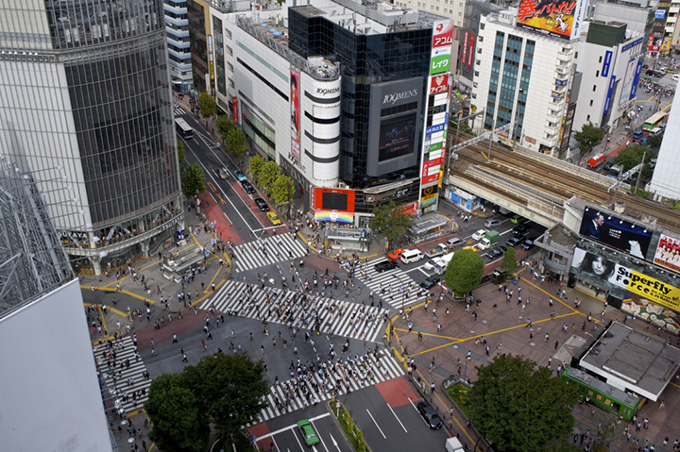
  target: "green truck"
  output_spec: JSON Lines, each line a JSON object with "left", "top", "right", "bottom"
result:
{"left": 477, "top": 230, "right": 500, "bottom": 250}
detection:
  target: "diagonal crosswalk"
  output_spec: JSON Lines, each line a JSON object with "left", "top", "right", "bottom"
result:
{"left": 93, "top": 336, "right": 151, "bottom": 414}
{"left": 354, "top": 257, "right": 429, "bottom": 310}
{"left": 232, "top": 233, "right": 307, "bottom": 273}
{"left": 199, "top": 279, "right": 388, "bottom": 343}
{"left": 255, "top": 351, "right": 404, "bottom": 423}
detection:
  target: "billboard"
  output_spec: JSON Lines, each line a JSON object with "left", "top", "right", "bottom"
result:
{"left": 603, "top": 76, "right": 616, "bottom": 116}
{"left": 431, "top": 20, "right": 453, "bottom": 75}
{"left": 379, "top": 113, "right": 417, "bottom": 161}
{"left": 517, "top": 0, "right": 585, "bottom": 41}
{"left": 579, "top": 207, "right": 653, "bottom": 258}
{"left": 429, "top": 73, "right": 450, "bottom": 95}
{"left": 630, "top": 61, "right": 642, "bottom": 100}
{"left": 572, "top": 248, "right": 680, "bottom": 310}
{"left": 654, "top": 234, "right": 680, "bottom": 274}
{"left": 601, "top": 51, "right": 612, "bottom": 78}
{"left": 290, "top": 68, "right": 301, "bottom": 159}
{"left": 619, "top": 59, "right": 637, "bottom": 106}
{"left": 312, "top": 188, "right": 355, "bottom": 213}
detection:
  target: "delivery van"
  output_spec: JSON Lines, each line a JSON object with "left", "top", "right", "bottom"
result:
{"left": 445, "top": 437, "right": 465, "bottom": 452}
{"left": 400, "top": 249, "right": 425, "bottom": 264}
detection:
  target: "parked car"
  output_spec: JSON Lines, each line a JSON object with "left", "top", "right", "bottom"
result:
{"left": 375, "top": 260, "right": 398, "bottom": 272}
{"left": 297, "top": 420, "right": 320, "bottom": 446}
{"left": 495, "top": 245, "right": 507, "bottom": 255}
{"left": 446, "top": 237, "right": 464, "bottom": 248}
{"left": 419, "top": 276, "right": 440, "bottom": 290}
{"left": 484, "top": 218, "right": 502, "bottom": 228}
{"left": 521, "top": 236, "right": 537, "bottom": 250}
{"left": 632, "top": 130, "right": 644, "bottom": 142}
{"left": 213, "top": 167, "right": 228, "bottom": 180}
{"left": 266, "top": 211, "right": 281, "bottom": 225}
{"left": 234, "top": 169, "right": 248, "bottom": 181}
{"left": 254, "top": 197, "right": 269, "bottom": 211}
{"left": 471, "top": 229, "right": 488, "bottom": 241}
{"left": 507, "top": 237, "right": 522, "bottom": 248}
{"left": 417, "top": 401, "right": 443, "bottom": 429}
{"left": 388, "top": 249, "right": 405, "bottom": 261}
{"left": 486, "top": 248, "right": 503, "bottom": 260}
{"left": 512, "top": 223, "right": 530, "bottom": 236}
{"left": 240, "top": 180, "right": 255, "bottom": 194}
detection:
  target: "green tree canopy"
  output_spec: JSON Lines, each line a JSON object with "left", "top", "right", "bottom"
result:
{"left": 181, "top": 162, "right": 206, "bottom": 198}
{"left": 146, "top": 374, "right": 210, "bottom": 452}
{"left": 259, "top": 161, "right": 281, "bottom": 191}
{"left": 197, "top": 92, "right": 216, "bottom": 119}
{"left": 249, "top": 155, "right": 266, "bottom": 183}
{"left": 444, "top": 248, "right": 484, "bottom": 293}
{"left": 501, "top": 246, "right": 517, "bottom": 276}
{"left": 177, "top": 140, "right": 186, "bottom": 165}
{"left": 225, "top": 128, "right": 248, "bottom": 160}
{"left": 574, "top": 123, "right": 605, "bottom": 157}
{"left": 469, "top": 355, "right": 580, "bottom": 452}
{"left": 271, "top": 174, "right": 295, "bottom": 204}
{"left": 182, "top": 353, "right": 268, "bottom": 439}
{"left": 368, "top": 201, "right": 414, "bottom": 246}
{"left": 614, "top": 144, "right": 651, "bottom": 171}
{"left": 216, "top": 115, "right": 235, "bottom": 141}
{"left": 646, "top": 133, "right": 663, "bottom": 148}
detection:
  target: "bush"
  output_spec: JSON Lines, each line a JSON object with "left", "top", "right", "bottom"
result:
{"left": 330, "top": 401, "right": 370, "bottom": 451}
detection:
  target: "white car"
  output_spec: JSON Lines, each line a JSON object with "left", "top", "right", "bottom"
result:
{"left": 423, "top": 260, "right": 436, "bottom": 272}
{"left": 471, "top": 229, "right": 488, "bottom": 241}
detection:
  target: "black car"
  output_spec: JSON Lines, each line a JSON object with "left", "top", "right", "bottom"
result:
{"left": 513, "top": 223, "right": 530, "bottom": 236}
{"left": 506, "top": 237, "right": 522, "bottom": 248}
{"left": 254, "top": 197, "right": 269, "bottom": 211}
{"left": 495, "top": 245, "right": 507, "bottom": 255}
{"left": 240, "top": 180, "right": 255, "bottom": 194}
{"left": 486, "top": 248, "right": 502, "bottom": 260}
{"left": 521, "top": 236, "right": 537, "bottom": 250}
{"left": 417, "top": 401, "right": 443, "bottom": 429}
{"left": 419, "top": 276, "right": 440, "bottom": 290}
{"left": 374, "top": 261, "right": 398, "bottom": 272}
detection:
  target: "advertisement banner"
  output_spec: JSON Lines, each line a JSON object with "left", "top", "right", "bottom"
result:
{"left": 290, "top": 68, "right": 301, "bottom": 159}
{"left": 603, "top": 75, "right": 616, "bottom": 116}
{"left": 517, "top": 0, "right": 585, "bottom": 40}
{"left": 429, "top": 74, "right": 450, "bottom": 95}
{"left": 314, "top": 210, "right": 353, "bottom": 224}
{"left": 432, "top": 20, "right": 454, "bottom": 50}
{"left": 601, "top": 50, "right": 612, "bottom": 78}
{"left": 231, "top": 96, "right": 239, "bottom": 125}
{"left": 468, "top": 34, "right": 475, "bottom": 67}
{"left": 654, "top": 234, "right": 680, "bottom": 274}
{"left": 421, "top": 173, "right": 440, "bottom": 185}
{"left": 462, "top": 31, "right": 469, "bottom": 70}
{"left": 655, "top": 9, "right": 667, "bottom": 20}
{"left": 630, "top": 61, "right": 642, "bottom": 100}
{"left": 430, "top": 51, "right": 451, "bottom": 75}
{"left": 619, "top": 59, "right": 637, "bottom": 106}
{"left": 579, "top": 206, "right": 653, "bottom": 258}
{"left": 426, "top": 123, "right": 446, "bottom": 135}
{"left": 313, "top": 188, "right": 356, "bottom": 212}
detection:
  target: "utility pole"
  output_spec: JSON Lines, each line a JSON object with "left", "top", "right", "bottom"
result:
{"left": 634, "top": 150, "right": 647, "bottom": 193}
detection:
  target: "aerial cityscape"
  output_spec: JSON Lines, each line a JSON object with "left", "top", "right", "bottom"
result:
{"left": 2, "top": 0, "right": 680, "bottom": 451}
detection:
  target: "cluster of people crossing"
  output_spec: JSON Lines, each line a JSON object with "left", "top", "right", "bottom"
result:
{"left": 231, "top": 233, "right": 307, "bottom": 272}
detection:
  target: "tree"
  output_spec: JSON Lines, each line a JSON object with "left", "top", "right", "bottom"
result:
{"left": 574, "top": 123, "right": 604, "bottom": 157}
{"left": 216, "top": 114, "right": 234, "bottom": 141}
{"left": 271, "top": 174, "right": 295, "bottom": 204}
{"left": 146, "top": 374, "right": 210, "bottom": 452}
{"left": 182, "top": 353, "right": 268, "bottom": 441}
{"left": 181, "top": 162, "right": 206, "bottom": 198}
{"left": 468, "top": 355, "right": 579, "bottom": 452}
{"left": 647, "top": 133, "right": 663, "bottom": 148}
{"left": 501, "top": 246, "right": 517, "bottom": 276}
{"left": 197, "top": 91, "right": 216, "bottom": 120}
{"left": 259, "top": 161, "right": 281, "bottom": 192}
{"left": 615, "top": 144, "right": 650, "bottom": 170}
{"left": 177, "top": 140, "right": 186, "bottom": 165}
{"left": 249, "top": 155, "right": 266, "bottom": 183}
{"left": 368, "top": 201, "right": 414, "bottom": 247}
{"left": 225, "top": 128, "right": 248, "bottom": 162}
{"left": 444, "top": 248, "right": 484, "bottom": 293}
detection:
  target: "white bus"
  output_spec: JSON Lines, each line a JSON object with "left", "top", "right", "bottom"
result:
{"left": 175, "top": 117, "right": 194, "bottom": 139}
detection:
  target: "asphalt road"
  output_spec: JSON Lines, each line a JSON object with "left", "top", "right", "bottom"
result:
{"left": 254, "top": 411, "right": 353, "bottom": 452}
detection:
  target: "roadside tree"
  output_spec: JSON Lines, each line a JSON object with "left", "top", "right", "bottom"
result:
{"left": 177, "top": 140, "right": 186, "bottom": 165}
{"left": 615, "top": 144, "right": 652, "bottom": 171}
{"left": 469, "top": 354, "right": 579, "bottom": 452}
{"left": 271, "top": 174, "right": 295, "bottom": 205}
{"left": 646, "top": 133, "right": 663, "bottom": 148}
{"left": 249, "top": 155, "right": 266, "bottom": 183}
{"left": 574, "top": 123, "right": 604, "bottom": 157}
{"left": 197, "top": 91, "right": 216, "bottom": 120}
{"left": 444, "top": 249, "right": 484, "bottom": 294}
{"left": 368, "top": 201, "right": 413, "bottom": 248}
{"left": 225, "top": 128, "right": 248, "bottom": 164}
{"left": 216, "top": 115, "right": 235, "bottom": 142}
{"left": 181, "top": 162, "right": 206, "bottom": 198}
{"left": 501, "top": 246, "right": 517, "bottom": 276}
{"left": 259, "top": 161, "right": 281, "bottom": 193}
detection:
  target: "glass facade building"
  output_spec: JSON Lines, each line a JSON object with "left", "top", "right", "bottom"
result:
{"left": 0, "top": 0, "right": 182, "bottom": 275}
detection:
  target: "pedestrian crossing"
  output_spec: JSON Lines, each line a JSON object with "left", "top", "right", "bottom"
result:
{"left": 93, "top": 336, "right": 151, "bottom": 414}
{"left": 355, "top": 257, "right": 429, "bottom": 310}
{"left": 255, "top": 351, "right": 404, "bottom": 423}
{"left": 199, "top": 279, "right": 388, "bottom": 342}
{"left": 173, "top": 104, "right": 186, "bottom": 117}
{"left": 232, "top": 233, "right": 307, "bottom": 273}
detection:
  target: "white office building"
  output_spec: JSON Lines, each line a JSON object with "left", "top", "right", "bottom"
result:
{"left": 164, "top": 0, "right": 194, "bottom": 92}
{"left": 649, "top": 88, "right": 680, "bottom": 200}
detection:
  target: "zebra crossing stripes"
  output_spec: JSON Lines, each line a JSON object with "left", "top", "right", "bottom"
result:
{"left": 93, "top": 336, "right": 151, "bottom": 414}
{"left": 173, "top": 104, "right": 186, "bottom": 116}
{"left": 200, "top": 279, "right": 387, "bottom": 343}
{"left": 359, "top": 257, "right": 428, "bottom": 309}
{"left": 255, "top": 352, "right": 404, "bottom": 423}
{"left": 232, "top": 234, "right": 307, "bottom": 272}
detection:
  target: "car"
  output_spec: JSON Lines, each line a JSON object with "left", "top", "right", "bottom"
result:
{"left": 521, "top": 236, "right": 537, "bottom": 250}
{"left": 266, "top": 211, "right": 281, "bottom": 225}
{"left": 486, "top": 248, "right": 502, "bottom": 260}
{"left": 417, "top": 401, "right": 443, "bottom": 429}
{"left": 632, "top": 130, "right": 644, "bottom": 142}
{"left": 446, "top": 237, "right": 464, "bottom": 248}
{"left": 234, "top": 169, "right": 247, "bottom": 182}
{"left": 484, "top": 218, "right": 502, "bottom": 228}
{"left": 254, "top": 197, "right": 269, "bottom": 211}
{"left": 513, "top": 228, "right": 529, "bottom": 238}
{"left": 513, "top": 223, "right": 530, "bottom": 236}
{"left": 674, "top": 74, "right": 680, "bottom": 82}
{"left": 463, "top": 245, "right": 478, "bottom": 252}
{"left": 388, "top": 249, "right": 405, "bottom": 260}
{"left": 603, "top": 162, "right": 613, "bottom": 171}
{"left": 495, "top": 245, "right": 507, "bottom": 255}
{"left": 471, "top": 229, "right": 488, "bottom": 241}
{"left": 213, "top": 167, "right": 228, "bottom": 180}
{"left": 419, "top": 276, "right": 440, "bottom": 290}
{"left": 240, "top": 180, "right": 255, "bottom": 194}
{"left": 506, "top": 237, "right": 522, "bottom": 248}
{"left": 374, "top": 260, "right": 398, "bottom": 272}
{"left": 297, "top": 420, "right": 320, "bottom": 446}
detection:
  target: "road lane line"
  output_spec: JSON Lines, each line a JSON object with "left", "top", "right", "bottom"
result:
{"left": 253, "top": 412, "right": 331, "bottom": 441}
{"left": 311, "top": 419, "right": 330, "bottom": 452}
{"left": 366, "top": 409, "right": 386, "bottom": 439}
{"left": 387, "top": 403, "right": 408, "bottom": 432}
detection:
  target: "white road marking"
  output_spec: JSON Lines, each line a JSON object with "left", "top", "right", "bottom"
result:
{"left": 366, "top": 408, "right": 386, "bottom": 439}
{"left": 387, "top": 403, "right": 408, "bottom": 432}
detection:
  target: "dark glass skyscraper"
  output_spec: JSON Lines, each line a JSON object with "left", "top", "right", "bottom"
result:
{"left": 0, "top": 0, "right": 182, "bottom": 275}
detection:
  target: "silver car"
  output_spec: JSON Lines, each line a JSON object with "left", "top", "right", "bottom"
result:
{"left": 484, "top": 218, "right": 502, "bottom": 228}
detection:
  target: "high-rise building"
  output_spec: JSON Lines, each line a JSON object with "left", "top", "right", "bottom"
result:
{"left": 165, "top": 0, "right": 194, "bottom": 92}
{"left": 0, "top": 0, "right": 183, "bottom": 275}
{"left": 0, "top": 162, "right": 111, "bottom": 451}
{"left": 649, "top": 88, "right": 680, "bottom": 200}
{"left": 187, "top": 0, "right": 212, "bottom": 95}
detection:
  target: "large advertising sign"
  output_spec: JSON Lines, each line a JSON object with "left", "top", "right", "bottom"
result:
{"left": 429, "top": 74, "right": 450, "bottom": 95}
{"left": 517, "top": 0, "right": 585, "bottom": 41}
{"left": 290, "top": 68, "right": 301, "bottom": 159}
{"left": 603, "top": 76, "right": 616, "bottom": 116}
{"left": 379, "top": 113, "right": 417, "bottom": 161}
{"left": 654, "top": 234, "right": 680, "bottom": 274}
{"left": 630, "top": 61, "right": 642, "bottom": 100}
{"left": 431, "top": 20, "right": 453, "bottom": 75}
{"left": 312, "top": 188, "right": 355, "bottom": 213}
{"left": 572, "top": 248, "right": 680, "bottom": 310}
{"left": 468, "top": 34, "right": 475, "bottom": 67}
{"left": 619, "top": 59, "right": 637, "bottom": 106}
{"left": 601, "top": 51, "right": 612, "bottom": 78}
{"left": 462, "top": 31, "right": 469, "bottom": 70}
{"left": 579, "top": 207, "right": 653, "bottom": 259}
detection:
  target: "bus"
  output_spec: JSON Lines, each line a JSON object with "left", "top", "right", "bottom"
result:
{"left": 642, "top": 111, "right": 668, "bottom": 131}
{"left": 175, "top": 117, "right": 194, "bottom": 139}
